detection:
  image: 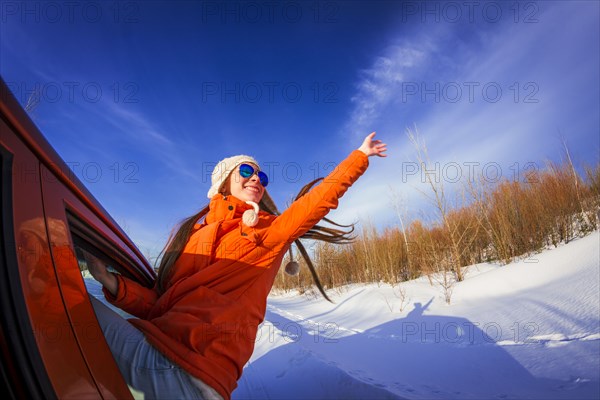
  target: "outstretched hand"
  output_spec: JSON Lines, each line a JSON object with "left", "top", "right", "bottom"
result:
{"left": 82, "top": 249, "right": 118, "bottom": 296}
{"left": 358, "top": 132, "right": 387, "bottom": 158}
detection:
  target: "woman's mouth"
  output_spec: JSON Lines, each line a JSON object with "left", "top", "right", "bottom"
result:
{"left": 244, "top": 186, "right": 260, "bottom": 193}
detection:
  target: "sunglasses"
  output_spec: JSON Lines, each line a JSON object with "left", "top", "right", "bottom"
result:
{"left": 238, "top": 163, "right": 269, "bottom": 187}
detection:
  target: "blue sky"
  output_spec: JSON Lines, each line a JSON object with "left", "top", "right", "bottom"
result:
{"left": 1, "top": 1, "right": 598, "bottom": 261}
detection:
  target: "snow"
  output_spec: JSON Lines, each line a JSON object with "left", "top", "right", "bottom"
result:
{"left": 233, "top": 231, "right": 600, "bottom": 399}
{"left": 84, "top": 231, "right": 599, "bottom": 399}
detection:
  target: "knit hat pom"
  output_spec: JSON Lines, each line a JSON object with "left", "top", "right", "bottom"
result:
{"left": 284, "top": 261, "right": 300, "bottom": 276}
{"left": 242, "top": 201, "right": 259, "bottom": 227}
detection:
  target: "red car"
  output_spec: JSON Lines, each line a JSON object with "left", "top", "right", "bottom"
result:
{"left": 0, "top": 75, "right": 155, "bottom": 399}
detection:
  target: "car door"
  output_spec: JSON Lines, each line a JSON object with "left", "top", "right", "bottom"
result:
{"left": 1, "top": 76, "right": 155, "bottom": 399}
{"left": 1, "top": 113, "right": 57, "bottom": 399}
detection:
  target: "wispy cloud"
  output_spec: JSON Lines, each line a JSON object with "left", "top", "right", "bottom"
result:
{"left": 338, "top": 2, "right": 599, "bottom": 230}
{"left": 103, "top": 102, "right": 174, "bottom": 146}
{"left": 96, "top": 100, "right": 203, "bottom": 183}
{"left": 348, "top": 46, "right": 426, "bottom": 133}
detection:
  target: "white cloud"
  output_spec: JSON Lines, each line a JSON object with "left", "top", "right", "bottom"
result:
{"left": 347, "top": 44, "right": 427, "bottom": 138}
{"left": 96, "top": 101, "right": 204, "bottom": 183}
{"left": 103, "top": 102, "right": 173, "bottom": 146}
{"left": 339, "top": 2, "right": 599, "bottom": 231}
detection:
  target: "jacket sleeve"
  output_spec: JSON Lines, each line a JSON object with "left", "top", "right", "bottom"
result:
{"left": 265, "top": 150, "right": 369, "bottom": 245}
{"left": 102, "top": 274, "right": 158, "bottom": 319}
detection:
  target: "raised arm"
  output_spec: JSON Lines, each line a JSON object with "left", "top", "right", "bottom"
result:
{"left": 265, "top": 132, "right": 387, "bottom": 245}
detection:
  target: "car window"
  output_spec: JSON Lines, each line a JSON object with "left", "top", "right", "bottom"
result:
{"left": 67, "top": 209, "right": 148, "bottom": 281}
{"left": 66, "top": 210, "right": 138, "bottom": 318}
{"left": 66, "top": 213, "right": 143, "bottom": 398}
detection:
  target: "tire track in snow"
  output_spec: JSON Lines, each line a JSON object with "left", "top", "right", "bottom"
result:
{"left": 267, "top": 305, "right": 600, "bottom": 348}
{"left": 267, "top": 304, "right": 363, "bottom": 338}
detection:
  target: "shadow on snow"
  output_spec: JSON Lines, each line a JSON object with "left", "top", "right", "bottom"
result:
{"left": 233, "top": 299, "right": 599, "bottom": 400}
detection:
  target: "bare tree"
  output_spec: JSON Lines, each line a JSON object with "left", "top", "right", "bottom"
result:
{"left": 25, "top": 86, "right": 41, "bottom": 114}
{"left": 389, "top": 187, "right": 412, "bottom": 281}
{"left": 406, "top": 126, "right": 480, "bottom": 282}
{"left": 382, "top": 285, "right": 409, "bottom": 312}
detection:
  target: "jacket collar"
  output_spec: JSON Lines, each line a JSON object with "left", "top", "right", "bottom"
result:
{"left": 205, "top": 194, "right": 253, "bottom": 225}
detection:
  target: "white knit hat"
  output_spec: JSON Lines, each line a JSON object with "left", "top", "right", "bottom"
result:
{"left": 207, "top": 154, "right": 260, "bottom": 199}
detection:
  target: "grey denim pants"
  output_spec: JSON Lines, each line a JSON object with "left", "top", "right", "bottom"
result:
{"left": 90, "top": 296, "right": 219, "bottom": 400}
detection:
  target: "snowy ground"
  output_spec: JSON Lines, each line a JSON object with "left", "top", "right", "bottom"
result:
{"left": 232, "top": 231, "right": 600, "bottom": 400}
{"left": 86, "top": 231, "right": 599, "bottom": 399}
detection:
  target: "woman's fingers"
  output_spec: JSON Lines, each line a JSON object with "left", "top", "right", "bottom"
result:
{"left": 375, "top": 142, "right": 387, "bottom": 157}
{"left": 83, "top": 251, "right": 107, "bottom": 278}
{"left": 358, "top": 132, "right": 388, "bottom": 157}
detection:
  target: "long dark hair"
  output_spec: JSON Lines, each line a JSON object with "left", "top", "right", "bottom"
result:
{"left": 155, "top": 178, "right": 354, "bottom": 302}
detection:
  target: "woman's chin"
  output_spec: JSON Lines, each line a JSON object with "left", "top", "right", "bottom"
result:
{"left": 247, "top": 194, "right": 263, "bottom": 203}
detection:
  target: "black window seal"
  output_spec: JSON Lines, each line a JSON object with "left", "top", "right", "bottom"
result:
{"left": 66, "top": 207, "right": 154, "bottom": 287}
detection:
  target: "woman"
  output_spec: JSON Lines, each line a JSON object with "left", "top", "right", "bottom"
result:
{"left": 85, "top": 132, "right": 387, "bottom": 399}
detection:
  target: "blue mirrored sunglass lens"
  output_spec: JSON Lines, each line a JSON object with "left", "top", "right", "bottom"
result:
{"left": 239, "top": 164, "right": 254, "bottom": 178}
{"left": 239, "top": 164, "right": 268, "bottom": 187}
{"left": 258, "top": 171, "right": 269, "bottom": 187}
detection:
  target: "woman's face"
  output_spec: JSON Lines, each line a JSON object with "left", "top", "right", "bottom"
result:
{"left": 227, "top": 163, "right": 265, "bottom": 203}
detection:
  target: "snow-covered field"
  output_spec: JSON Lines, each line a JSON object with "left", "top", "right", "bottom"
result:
{"left": 233, "top": 231, "right": 600, "bottom": 399}
{"left": 86, "top": 231, "right": 599, "bottom": 399}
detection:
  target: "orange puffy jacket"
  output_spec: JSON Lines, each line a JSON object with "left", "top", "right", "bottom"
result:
{"left": 103, "top": 150, "right": 369, "bottom": 399}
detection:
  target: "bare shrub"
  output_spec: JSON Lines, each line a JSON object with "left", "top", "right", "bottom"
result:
{"left": 271, "top": 138, "right": 599, "bottom": 296}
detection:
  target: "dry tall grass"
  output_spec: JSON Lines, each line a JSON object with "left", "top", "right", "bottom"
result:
{"left": 272, "top": 158, "right": 600, "bottom": 296}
